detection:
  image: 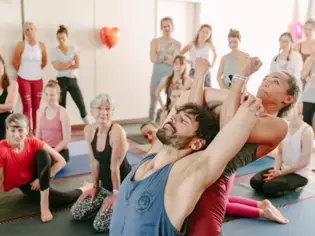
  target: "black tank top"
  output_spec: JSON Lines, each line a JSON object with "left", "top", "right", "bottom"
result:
{"left": 91, "top": 124, "right": 131, "bottom": 191}
{"left": 0, "top": 89, "right": 11, "bottom": 139}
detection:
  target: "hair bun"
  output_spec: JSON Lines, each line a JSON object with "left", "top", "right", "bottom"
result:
{"left": 59, "top": 25, "right": 66, "bottom": 30}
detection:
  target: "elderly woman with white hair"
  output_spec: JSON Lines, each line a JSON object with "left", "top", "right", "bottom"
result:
{"left": 71, "top": 94, "right": 131, "bottom": 232}
{"left": 12, "top": 21, "right": 47, "bottom": 135}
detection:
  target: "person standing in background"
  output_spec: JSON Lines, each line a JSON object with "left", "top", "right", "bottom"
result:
{"left": 270, "top": 32, "right": 303, "bottom": 79}
{"left": 12, "top": 22, "right": 47, "bottom": 135}
{"left": 300, "top": 48, "right": 315, "bottom": 127}
{"left": 148, "top": 17, "right": 181, "bottom": 121}
{"left": 294, "top": 18, "right": 315, "bottom": 64}
{"left": 180, "top": 24, "right": 217, "bottom": 87}
{"left": 51, "top": 25, "right": 89, "bottom": 124}
{"left": 216, "top": 29, "right": 248, "bottom": 89}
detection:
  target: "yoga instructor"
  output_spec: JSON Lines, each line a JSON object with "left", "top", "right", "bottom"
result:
{"left": 109, "top": 58, "right": 265, "bottom": 235}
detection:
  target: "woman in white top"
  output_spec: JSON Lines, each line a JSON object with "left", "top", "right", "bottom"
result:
{"left": 270, "top": 32, "right": 303, "bottom": 79}
{"left": 180, "top": 24, "right": 217, "bottom": 87}
{"left": 12, "top": 22, "right": 47, "bottom": 135}
{"left": 250, "top": 102, "right": 313, "bottom": 197}
{"left": 51, "top": 25, "right": 89, "bottom": 124}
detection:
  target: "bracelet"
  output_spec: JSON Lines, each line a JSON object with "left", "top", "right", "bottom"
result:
{"left": 233, "top": 74, "right": 247, "bottom": 81}
{"left": 112, "top": 189, "right": 119, "bottom": 195}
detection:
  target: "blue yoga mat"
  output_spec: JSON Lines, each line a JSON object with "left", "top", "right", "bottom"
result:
{"left": 68, "top": 140, "right": 89, "bottom": 156}
{"left": 235, "top": 156, "right": 274, "bottom": 177}
{"left": 222, "top": 199, "right": 315, "bottom": 236}
{"left": 54, "top": 151, "right": 142, "bottom": 179}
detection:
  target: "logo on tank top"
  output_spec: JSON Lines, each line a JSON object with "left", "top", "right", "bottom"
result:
{"left": 135, "top": 191, "right": 154, "bottom": 214}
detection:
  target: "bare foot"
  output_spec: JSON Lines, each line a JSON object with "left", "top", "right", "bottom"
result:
{"left": 79, "top": 182, "right": 93, "bottom": 193}
{"left": 262, "top": 208, "right": 288, "bottom": 224}
{"left": 41, "top": 208, "right": 53, "bottom": 223}
{"left": 259, "top": 200, "right": 282, "bottom": 218}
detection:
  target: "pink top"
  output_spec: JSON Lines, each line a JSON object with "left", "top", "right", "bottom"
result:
{"left": 40, "top": 106, "right": 67, "bottom": 149}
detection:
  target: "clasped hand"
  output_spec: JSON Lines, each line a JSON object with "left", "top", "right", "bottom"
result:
{"left": 264, "top": 169, "right": 281, "bottom": 182}
{"left": 237, "top": 56, "right": 263, "bottom": 77}
{"left": 240, "top": 93, "right": 264, "bottom": 116}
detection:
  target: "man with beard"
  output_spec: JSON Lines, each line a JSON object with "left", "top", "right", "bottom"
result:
{"left": 109, "top": 61, "right": 264, "bottom": 235}
{"left": 178, "top": 58, "right": 299, "bottom": 235}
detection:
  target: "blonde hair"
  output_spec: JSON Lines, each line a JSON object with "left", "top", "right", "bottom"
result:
{"left": 45, "top": 80, "right": 61, "bottom": 95}
{"left": 90, "top": 94, "right": 114, "bottom": 109}
{"left": 24, "top": 21, "right": 36, "bottom": 34}
{"left": 228, "top": 29, "right": 241, "bottom": 41}
{"left": 194, "top": 24, "right": 212, "bottom": 46}
{"left": 5, "top": 113, "right": 28, "bottom": 129}
{"left": 160, "top": 17, "right": 174, "bottom": 29}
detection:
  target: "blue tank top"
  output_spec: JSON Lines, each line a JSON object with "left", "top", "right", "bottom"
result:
{"left": 109, "top": 153, "right": 186, "bottom": 236}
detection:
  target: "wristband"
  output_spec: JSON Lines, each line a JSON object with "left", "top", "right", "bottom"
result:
{"left": 233, "top": 74, "right": 247, "bottom": 81}
{"left": 112, "top": 189, "right": 119, "bottom": 195}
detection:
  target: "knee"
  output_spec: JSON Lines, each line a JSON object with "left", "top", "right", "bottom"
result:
{"left": 21, "top": 95, "right": 31, "bottom": 108}
{"left": 93, "top": 210, "right": 112, "bottom": 233}
{"left": 35, "top": 149, "right": 51, "bottom": 165}
{"left": 71, "top": 204, "right": 87, "bottom": 221}
{"left": 249, "top": 174, "right": 263, "bottom": 190}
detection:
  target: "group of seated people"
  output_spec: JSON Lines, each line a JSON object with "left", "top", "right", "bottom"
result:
{"left": 0, "top": 52, "right": 313, "bottom": 236}
{"left": 0, "top": 53, "right": 132, "bottom": 231}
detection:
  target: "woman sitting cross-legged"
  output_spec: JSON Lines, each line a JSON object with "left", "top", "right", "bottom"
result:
{"left": 0, "top": 113, "right": 90, "bottom": 223}
{"left": 36, "top": 80, "right": 71, "bottom": 163}
{"left": 70, "top": 94, "right": 131, "bottom": 232}
{"left": 250, "top": 102, "right": 313, "bottom": 197}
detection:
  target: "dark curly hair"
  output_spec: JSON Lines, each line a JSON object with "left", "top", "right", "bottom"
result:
{"left": 176, "top": 103, "right": 219, "bottom": 150}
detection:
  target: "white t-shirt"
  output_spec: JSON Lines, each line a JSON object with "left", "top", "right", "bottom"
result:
{"left": 51, "top": 46, "right": 79, "bottom": 78}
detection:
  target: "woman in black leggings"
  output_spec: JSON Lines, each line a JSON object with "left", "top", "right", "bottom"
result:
{"left": 250, "top": 103, "right": 313, "bottom": 197}
{"left": 301, "top": 51, "right": 315, "bottom": 126}
{"left": 0, "top": 113, "right": 91, "bottom": 222}
{"left": 51, "top": 25, "right": 89, "bottom": 124}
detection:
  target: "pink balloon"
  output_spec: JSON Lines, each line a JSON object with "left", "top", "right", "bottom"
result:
{"left": 291, "top": 23, "right": 303, "bottom": 39}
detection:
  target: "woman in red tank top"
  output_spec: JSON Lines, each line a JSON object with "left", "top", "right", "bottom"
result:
{"left": 0, "top": 113, "right": 91, "bottom": 223}
{"left": 36, "top": 80, "right": 71, "bottom": 162}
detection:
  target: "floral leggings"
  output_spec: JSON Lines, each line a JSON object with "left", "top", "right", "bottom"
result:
{"left": 71, "top": 187, "right": 113, "bottom": 232}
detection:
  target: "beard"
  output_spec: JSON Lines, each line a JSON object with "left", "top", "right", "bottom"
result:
{"left": 156, "top": 125, "right": 194, "bottom": 150}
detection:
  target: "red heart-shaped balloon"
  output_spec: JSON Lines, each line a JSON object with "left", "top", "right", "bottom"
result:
{"left": 100, "top": 27, "right": 120, "bottom": 49}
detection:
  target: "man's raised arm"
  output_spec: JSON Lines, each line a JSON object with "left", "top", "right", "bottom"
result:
{"left": 189, "top": 95, "right": 262, "bottom": 189}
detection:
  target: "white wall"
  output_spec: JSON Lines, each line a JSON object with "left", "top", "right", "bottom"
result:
{"left": 200, "top": 0, "right": 307, "bottom": 94}
{"left": 1, "top": 0, "right": 305, "bottom": 124}
{"left": 2, "top": 0, "right": 156, "bottom": 124}
{"left": 157, "top": 0, "right": 198, "bottom": 46}
{"left": 94, "top": 0, "right": 155, "bottom": 121}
